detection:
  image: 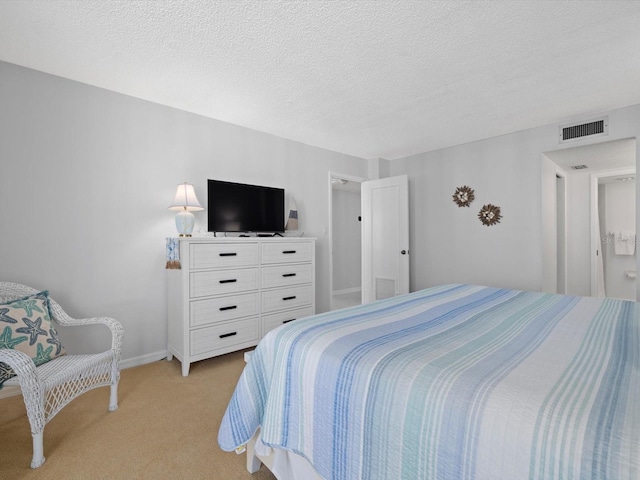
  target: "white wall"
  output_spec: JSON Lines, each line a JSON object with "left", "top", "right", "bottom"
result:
{"left": 605, "top": 180, "right": 636, "bottom": 234}
{"left": 0, "top": 61, "right": 368, "bottom": 365}
{"left": 564, "top": 171, "right": 593, "bottom": 295}
{"left": 391, "top": 104, "right": 640, "bottom": 295}
{"left": 331, "top": 188, "right": 361, "bottom": 292}
{"left": 368, "top": 158, "right": 391, "bottom": 180}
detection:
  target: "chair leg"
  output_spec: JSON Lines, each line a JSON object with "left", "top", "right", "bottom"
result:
{"left": 30, "top": 432, "right": 45, "bottom": 468}
{"left": 19, "top": 385, "right": 46, "bottom": 468}
{"left": 109, "top": 382, "right": 119, "bottom": 411}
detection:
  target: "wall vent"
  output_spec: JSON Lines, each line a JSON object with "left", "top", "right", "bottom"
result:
{"left": 559, "top": 116, "right": 608, "bottom": 143}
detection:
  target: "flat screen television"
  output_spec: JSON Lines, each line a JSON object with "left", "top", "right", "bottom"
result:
{"left": 207, "top": 179, "right": 285, "bottom": 233}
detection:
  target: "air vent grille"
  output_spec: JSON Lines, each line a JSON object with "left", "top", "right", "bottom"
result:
{"left": 559, "top": 117, "right": 608, "bottom": 143}
{"left": 570, "top": 164, "right": 588, "bottom": 170}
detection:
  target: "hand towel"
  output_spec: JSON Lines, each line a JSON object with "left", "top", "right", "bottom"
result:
{"left": 614, "top": 231, "right": 636, "bottom": 255}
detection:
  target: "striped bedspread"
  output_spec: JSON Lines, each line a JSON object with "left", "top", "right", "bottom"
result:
{"left": 218, "top": 284, "right": 639, "bottom": 479}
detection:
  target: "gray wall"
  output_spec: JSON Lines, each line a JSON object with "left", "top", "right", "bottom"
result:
{"left": 0, "top": 61, "right": 368, "bottom": 365}
{"left": 391, "top": 103, "right": 640, "bottom": 296}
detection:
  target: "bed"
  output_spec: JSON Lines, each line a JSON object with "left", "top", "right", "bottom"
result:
{"left": 218, "top": 284, "right": 639, "bottom": 479}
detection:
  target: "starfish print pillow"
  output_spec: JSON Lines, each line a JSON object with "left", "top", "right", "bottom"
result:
{"left": 0, "top": 290, "right": 66, "bottom": 388}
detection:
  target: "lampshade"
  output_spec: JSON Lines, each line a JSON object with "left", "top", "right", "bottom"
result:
{"left": 168, "top": 182, "right": 204, "bottom": 211}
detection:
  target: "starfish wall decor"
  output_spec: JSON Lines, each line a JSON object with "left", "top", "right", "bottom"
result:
{"left": 452, "top": 185, "right": 475, "bottom": 207}
{"left": 478, "top": 204, "right": 502, "bottom": 226}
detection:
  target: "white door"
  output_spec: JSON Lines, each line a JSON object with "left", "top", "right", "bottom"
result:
{"left": 361, "top": 175, "right": 410, "bottom": 304}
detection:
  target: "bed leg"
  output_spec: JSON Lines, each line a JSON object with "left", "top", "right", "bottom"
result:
{"left": 246, "top": 436, "right": 262, "bottom": 473}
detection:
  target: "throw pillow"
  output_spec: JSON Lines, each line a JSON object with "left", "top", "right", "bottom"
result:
{"left": 0, "top": 290, "right": 66, "bottom": 388}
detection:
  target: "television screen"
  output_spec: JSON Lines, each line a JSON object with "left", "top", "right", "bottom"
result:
{"left": 207, "top": 180, "right": 285, "bottom": 233}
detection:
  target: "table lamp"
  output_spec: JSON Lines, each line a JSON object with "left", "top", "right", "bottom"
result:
{"left": 168, "top": 182, "right": 204, "bottom": 237}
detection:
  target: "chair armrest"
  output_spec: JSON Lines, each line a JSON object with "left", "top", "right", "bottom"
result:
{"left": 0, "top": 348, "right": 40, "bottom": 389}
{"left": 64, "top": 317, "right": 124, "bottom": 359}
{"left": 48, "top": 300, "right": 124, "bottom": 359}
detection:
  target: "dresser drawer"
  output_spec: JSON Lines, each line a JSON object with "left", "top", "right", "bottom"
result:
{"left": 190, "top": 292, "right": 259, "bottom": 327}
{"left": 262, "top": 285, "right": 313, "bottom": 314}
{"left": 261, "top": 264, "right": 313, "bottom": 289}
{"left": 190, "top": 317, "right": 259, "bottom": 355}
{"left": 190, "top": 268, "right": 258, "bottom": 298}
{"left": 261, "top": 242, "right": 313, "bottom": 264}
{"left": 190, "top": 243, "right": 259, "bottom": 269}
{"left": 262, "top": 306, "right": 314, "bottom": 336}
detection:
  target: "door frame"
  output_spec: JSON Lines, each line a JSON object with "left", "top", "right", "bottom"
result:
{"left": 328, "top": 171, "right": 366, "bottom": 311}
{"left": 556, "top": 172, "right": 567, "bottom": 295}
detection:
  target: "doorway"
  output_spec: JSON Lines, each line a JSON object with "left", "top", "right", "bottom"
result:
{"left": 542, "top": 138, "right": 637, "bottom": 299}
{"left": 591, "top": 169, "right": 636, "bottom": 300}
{"left": 328, "top": 172, "right": 364, "bottom": 311}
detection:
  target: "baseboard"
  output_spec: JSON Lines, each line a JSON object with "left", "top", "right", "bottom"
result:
{"left": 333, "top": 287, "right": 362, "bottom": 296}
{"left": 120, "top": 350, "right": 168, "bottom": 370}
{"left": 0, "top": 386, "right": 20, "bottom": 399}
{"left": 0, "top": 350, "right": 170, "bottom": 399}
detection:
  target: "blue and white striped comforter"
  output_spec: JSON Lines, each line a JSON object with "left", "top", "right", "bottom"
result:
{"left": 218, "top": 284, "right": 639, "bottom": 479}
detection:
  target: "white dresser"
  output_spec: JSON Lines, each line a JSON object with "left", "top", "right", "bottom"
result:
{"left": 167, "top": 237, "right": 316, "bottom": 376}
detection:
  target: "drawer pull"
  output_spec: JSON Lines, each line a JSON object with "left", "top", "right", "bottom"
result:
{"left": 219, "top": 279, "right": 237, "bottom": 284}
{"left": 282, "top": 319, "right": 295, "bottom": 324}
{"left": 282, "top": 273, "right": 296, "bottom": 277}
{"left": 219, "top": 252, "right": 237, "bottom": 257}
{"left": 219, "top": 305, "right": 238, "bottom": 311}
{"left": 282, "top": 250, "right": 296, "bottom": 254}
{"left": 219, "top": 332, "right": 237, "bottom": 339}
{"left": 282, "top": 296, "right": 296, "bottom": 301}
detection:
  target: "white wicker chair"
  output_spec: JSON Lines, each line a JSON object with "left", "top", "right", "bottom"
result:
{"left": 0, "top": 282, "right": 123, "bottom": 468}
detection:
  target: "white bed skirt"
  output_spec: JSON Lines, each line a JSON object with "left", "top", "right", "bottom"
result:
{"left": 247, "top": 430, "right": 323, "bottom": 480}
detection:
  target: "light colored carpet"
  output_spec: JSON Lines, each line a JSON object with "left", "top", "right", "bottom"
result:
{"left": 0, "top": 349, "right": 276, "bottom": 480}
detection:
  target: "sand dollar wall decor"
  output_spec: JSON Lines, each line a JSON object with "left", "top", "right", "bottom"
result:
{"left": 478, "top": 204, "right": 502, "bottom": 226}
{"left": 452, "top": 185, "right": 475, "bottom": 207}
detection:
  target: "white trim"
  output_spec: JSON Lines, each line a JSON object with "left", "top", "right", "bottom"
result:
{"left": 119, "top": 350, "right": 169, "bottom": 370}
{"left": 332, "top": 287, "right": 362, "bottom": 296}
{"left": 556, "top": 171, "right": 568, "bottom": 295}
{"left": 0, "top": 350, "right": 169, "bottom": 399}
{"left": 0, "top": 385, "right": 20, "bottom": 399}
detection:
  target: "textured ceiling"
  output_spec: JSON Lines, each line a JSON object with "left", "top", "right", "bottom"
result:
{"left": 1, "top": 1, "right": 640, "bottom": 160}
